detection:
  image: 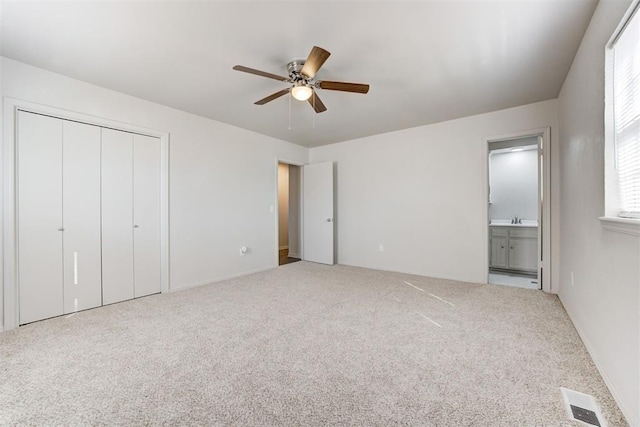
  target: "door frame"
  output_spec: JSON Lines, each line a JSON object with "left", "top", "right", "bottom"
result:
{"left": 482, "top": 127, "right": 552, "bottom": 293}
{"left": 274, "top": 158, "right": 304, "bottom": 266}
{"left": 2, "top": 97, "right": 170, "bottom": 331}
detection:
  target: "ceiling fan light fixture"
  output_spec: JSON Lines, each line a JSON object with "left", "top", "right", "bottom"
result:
{"left": 291, "top": 83, "right": 313, "bottom": 101}
{"left": 233, "top": 45, "right": 369, "bottom": 114}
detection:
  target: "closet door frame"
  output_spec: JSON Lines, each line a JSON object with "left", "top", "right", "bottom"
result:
{"left": 2, "top": 98, "right": 170, "bottom": 331}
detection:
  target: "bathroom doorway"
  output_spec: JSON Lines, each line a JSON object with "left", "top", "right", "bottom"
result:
{"left": 485, "top": 130, "right": 550, "bottom": 290}
{"left": 277, "top": 162, "right": 302, "bottom": 266}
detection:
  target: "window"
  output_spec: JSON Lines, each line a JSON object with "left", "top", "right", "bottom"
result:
{"left": 611, "top": 2, "right": 640, "bottom": 219}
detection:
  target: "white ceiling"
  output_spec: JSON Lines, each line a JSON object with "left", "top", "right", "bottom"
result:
{"left": 1, "top": 0, "right": 597, "bottom": 147}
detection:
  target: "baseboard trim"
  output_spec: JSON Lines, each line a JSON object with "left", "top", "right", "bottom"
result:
{"left": 337, "top": 261, "right": 485, "bottom": 285}
{"left": 558, "top": 295, "right": 637, "bottom": 427}
{"left": 169, "top": 265, "right": 277, "bottom": 293}
{"left": 288, "top": 251, "right": 301, "bottom": 258}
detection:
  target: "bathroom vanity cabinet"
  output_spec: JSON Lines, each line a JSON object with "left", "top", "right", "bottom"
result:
{"left": 489, "top": 226, "right": 538, "bottom": 274}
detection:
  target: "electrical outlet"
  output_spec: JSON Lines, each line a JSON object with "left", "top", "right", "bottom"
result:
{"left": 240, "top": 246, "right": 247, "bottom": 256}
{"left": 379, "top": 244, "right": 384, "bottom": 252}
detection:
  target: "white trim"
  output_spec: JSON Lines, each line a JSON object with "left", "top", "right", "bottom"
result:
{"left": 608, "top": 0, "right": 640, "bottom": 48}
{"left": 604, "top": 24, "right": 620, "bottom": 218}
{"left": 169, "top": 265, "right": 276, "bottom": 292}
{"left": 482, "top": 127, "right": 553, "bottom": 293}
{"left": 599, "top": 216, "right": 640, "bottom": 236}
{"left": 274, "top": 157, "right": 305, "bottom": 266}
{"left": 560, "top": 298, "right": 638, "bottom": 427}
{"left": 604, "top": 0, "right": 640, "bottom": 220}
{"left": 2, "top": 97, "right": 170, "bottom": 331}
{"left": 338, "top": 261, "right": 485, "bottom": 285}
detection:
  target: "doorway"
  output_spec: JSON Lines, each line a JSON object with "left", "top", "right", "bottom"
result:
{"left": 277, "top": 162, "right": 302, "bottom": 266}
{"left": 486, "top": 130, "right": 550, "bottom": 291}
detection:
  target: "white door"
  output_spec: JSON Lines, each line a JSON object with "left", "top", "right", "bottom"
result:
{"left": 18, "top": 112, "right": 64, "bottom": 324}
{"left": 101, "top": 128, "right": 135, "bottom": 305}
{"left": 537, "top": 136, "right": 545, "bottom": 288}
{"left": 303, "top": 161, "right": 334, "bottom": 265}
{"left": 62, "top": 121, "right": 102, "bottom": 313}
{"left": 133, "top": 134, "right": 161, "bottom": 298}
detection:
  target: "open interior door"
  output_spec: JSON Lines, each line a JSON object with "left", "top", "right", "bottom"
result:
{"left": 537, "top": 137, "right": 544, "bottom": 290}
{"left": 303, "top": 161, "right": 334, "bottom": 265}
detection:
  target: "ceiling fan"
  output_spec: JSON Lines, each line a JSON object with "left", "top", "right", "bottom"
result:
{"left": 232, "top": 46, "right": 370, "bottom": 113}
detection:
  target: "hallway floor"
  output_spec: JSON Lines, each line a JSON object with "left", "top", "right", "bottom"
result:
{"left": 489, "top": 272, "right": 539, "bottom": 290}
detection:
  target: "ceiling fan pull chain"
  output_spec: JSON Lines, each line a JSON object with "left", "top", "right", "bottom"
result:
{"left": 312, "top": 94, "right": 316, "bottom": 129}
{"left": 288, "top": 91, "right": 292, "bottom": 130}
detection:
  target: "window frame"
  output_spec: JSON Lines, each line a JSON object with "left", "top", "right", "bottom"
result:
{"left": 602, "top": 0, "right": 640, "bottom": 235}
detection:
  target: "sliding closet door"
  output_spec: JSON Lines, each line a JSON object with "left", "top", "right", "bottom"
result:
{"left": 18, "top": 111, "right": 64, "bottom": 324}
{"left": 101, "top": 128, "right": 134, "bottom": 305}
{"left": 62, "top": 121, "right": 102, "bottom": 313}
{"left": 133, "top": 135, "right": 161, "bottom": 298}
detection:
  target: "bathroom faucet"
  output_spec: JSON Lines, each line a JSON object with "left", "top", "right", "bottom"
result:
{"left": 512, "top": 216, "right": 521, "bottom": 224}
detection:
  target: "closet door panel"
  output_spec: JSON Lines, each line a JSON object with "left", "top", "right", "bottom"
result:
{"left": 62, "top": 121, "right": 102, "bottom": 313}
{"left": 18, "top": 112, "right": 64, "bottom": 324}
{"left": 133, "top": 135, "right": 161, "bottom": 298}
{"left": 101, "top": 128, "right": 134, "bottom": 305}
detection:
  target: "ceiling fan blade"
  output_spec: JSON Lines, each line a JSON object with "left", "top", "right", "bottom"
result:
{"left": 301, "top": 46, "right": 331, "bottom": 79}
{"left": 255, "top": 89, "right": 290, "bottom": 105}
{"left": 318, "top": 80, "right": 370, "bottom": 94}
{"left": 233, "top": 65, "right": 289, "bottom": 82}
{"left": 308, "top": 92, "right": 327, "bottom": 113}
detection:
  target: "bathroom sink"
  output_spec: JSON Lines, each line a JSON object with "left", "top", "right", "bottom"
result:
{"left": 490, "top": 219, "right": 512, "bottom": 225}
{"left": 490, "top": 219, "right": 538, "bottom": 227}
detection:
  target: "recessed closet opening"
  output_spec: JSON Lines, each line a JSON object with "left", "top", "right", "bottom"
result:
{"left": 3, "top": 100, "right": 169, "bottom": 331}
{"left": 16, "top": 111, "right": 163, "bottom": 325}
{"left": 277, "top": 162, "right": 302, "bottom": 266}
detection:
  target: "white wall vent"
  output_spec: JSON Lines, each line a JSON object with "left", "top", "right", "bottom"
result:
{"left": 560, "top": 387, "right": 607, "bottom": 427}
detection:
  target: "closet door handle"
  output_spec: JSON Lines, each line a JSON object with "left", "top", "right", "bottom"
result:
{"left": 133, "top": 224, "right": 139, "bottom": 228}
{"left": 58, "top": 227, "right": 65, "bottom": 232}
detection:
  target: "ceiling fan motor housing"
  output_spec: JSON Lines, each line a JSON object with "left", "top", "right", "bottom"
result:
{"left": 287, "top": 60, "right": 308, "bottom": 82}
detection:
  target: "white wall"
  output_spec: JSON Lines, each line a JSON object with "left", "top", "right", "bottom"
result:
{"left": 309, "top": 100, "right": 558, "bottom": 284}
{"left": 556, "top": 0, "right": 639, "bottom": 425}
{"left": 1, "top": 57, "right": 308, "bottom": 330}
{"left": 489, "top": 148, "right": 538, "bottom": 221}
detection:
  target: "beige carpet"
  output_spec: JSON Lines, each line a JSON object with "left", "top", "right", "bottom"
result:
{"left": 0, "top": 262, "right": 628, "bottom": 426}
